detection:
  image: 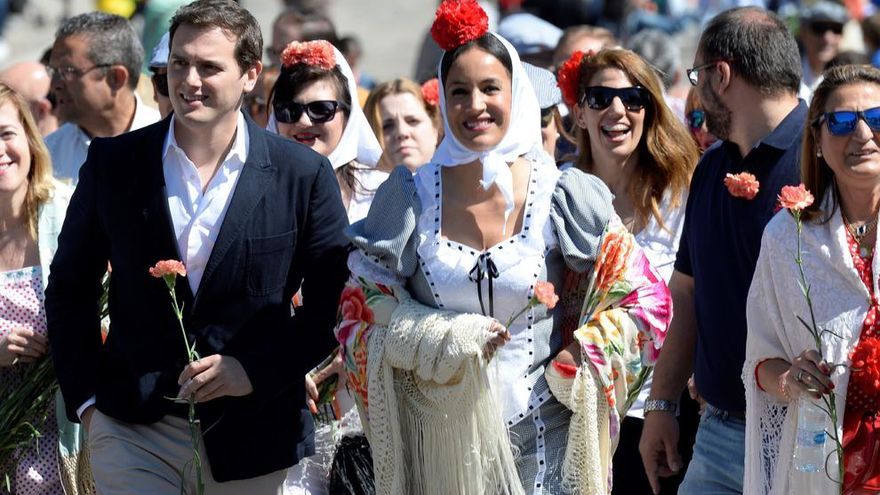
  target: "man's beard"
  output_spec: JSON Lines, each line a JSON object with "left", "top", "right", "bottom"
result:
{"left": 701, "top": 84, "right": 731, "bottom": 141}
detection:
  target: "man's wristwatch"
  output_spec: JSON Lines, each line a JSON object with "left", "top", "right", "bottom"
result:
{"left": 644, "top": 399, "right": 677, "bottom": 414}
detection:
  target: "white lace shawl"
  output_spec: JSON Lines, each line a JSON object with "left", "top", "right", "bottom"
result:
{"left": 744, "top": 204, "right": 876, "bottom": 494}
{"left": 366, "top": 290, "right": 524, "bottom": 495}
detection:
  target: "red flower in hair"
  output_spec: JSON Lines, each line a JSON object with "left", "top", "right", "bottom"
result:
{"left": 557, "top": 50, "right": 591, "bottom": 107}
{"left": 421, "top": 78, "right": 440, "bottom": 107}
{"left": 281, "top": 40, "right": 335, "bottom": 70}
{"left": 430, "top": 0, "right": 489, "bottom": 51}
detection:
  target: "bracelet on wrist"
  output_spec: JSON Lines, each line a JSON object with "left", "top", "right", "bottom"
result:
{"left": 644, "top": 399, "right": 677, "bottom": 414}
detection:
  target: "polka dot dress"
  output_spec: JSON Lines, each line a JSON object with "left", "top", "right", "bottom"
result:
{"left": 0, "top": 266, "right": 63, "bottom": 495}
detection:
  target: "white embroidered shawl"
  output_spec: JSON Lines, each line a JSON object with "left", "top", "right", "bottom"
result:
{"left": 366, "top": 289, "right": 524, "bottom": 495}
{"left": 744, "top": 201, "right": 878, "bottom": 494}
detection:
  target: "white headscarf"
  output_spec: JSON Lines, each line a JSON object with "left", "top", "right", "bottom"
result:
{"left": 432, "top": 32, "right": 542, "bottom": 232}
{"left": 267, "top": 44, "right": 382, "bottom": 169}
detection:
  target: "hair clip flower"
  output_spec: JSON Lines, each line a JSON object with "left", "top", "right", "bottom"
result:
{"left": 724, "top": 172, "right": 760, "bottom": 200}
{"left": 430, "top": 0, "right": 489, "bottom": 51}
{"left": 557, "top": 50, "right": 593, "bottom": 107}
{"left": 281, "top": 40, "right": 336, "bottom": 70}
{"left": 421, "top": 78, "right": 439, "bottom": 107}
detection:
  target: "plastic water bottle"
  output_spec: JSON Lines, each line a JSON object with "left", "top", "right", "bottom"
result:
{"left": 793, "top": 397, "right": 828, "bottom": 473}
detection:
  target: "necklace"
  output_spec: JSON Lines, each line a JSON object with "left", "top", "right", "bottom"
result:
{"left": 844, "top": 213, "right": 878, "bottom": 258}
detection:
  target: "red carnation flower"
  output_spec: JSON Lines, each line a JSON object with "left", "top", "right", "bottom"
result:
{"left": 421, "top": 78, "right": 440, "bottom": 107}
{"left": 281, "top": 40, "right": 336, "bottom": 70}
{"left": 430, "top": 0, "right": 489, "bottom": 51}
{"left": 557, "top": 50, "right": 591, "bottom": 107}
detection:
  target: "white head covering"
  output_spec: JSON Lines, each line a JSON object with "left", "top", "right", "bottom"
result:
{"left": 267, "top": 44, "right": 382, "bottom": 169}
{"left": 433, "top": 32, "right": 542, "bottom": 233}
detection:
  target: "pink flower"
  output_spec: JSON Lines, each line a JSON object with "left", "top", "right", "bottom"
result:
{"left": 534, "top": 281, "right": 559, "bottom": 309}
{"left": 724, "top": 172, "right": 760, "bottom": 200}
{"left": 149, "top": 260, "right": 186, "bottom": 278}
{"left": 281, "top": 40, "right": 336, "bottom": 70}
{"left": 777, "top": 183, "right": 815, "bottom": 211}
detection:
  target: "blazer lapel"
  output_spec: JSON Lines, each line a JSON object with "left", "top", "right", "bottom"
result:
{"left": 194, "top": 118, "right": 274, "bottom": 306}
{"left": 139, "top": 117, "right": 194, "bottom": 304}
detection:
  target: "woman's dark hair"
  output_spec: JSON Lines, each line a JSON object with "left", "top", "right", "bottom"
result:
{"left": 439, "top": 33, "right": 513, "bottom": 86}
{"left": 270, "top": 62, "right": 363, "bottom": 197}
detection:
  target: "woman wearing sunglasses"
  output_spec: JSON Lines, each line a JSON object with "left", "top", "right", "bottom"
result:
{"left": 684, "top": 87, "right": 717, "bottom": 153}
{"left": 561, "top": 47, "right": 699, "bottom": 494}
{"left": 745, "top": 65, "right": 880, "bottom": 495}
{"left": 268, "top": 40, "right": 383, "bottom": 223}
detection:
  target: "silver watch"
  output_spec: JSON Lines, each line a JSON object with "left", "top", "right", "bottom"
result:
{"left": 644, "top": 399, "right": 677, "bottom": 414}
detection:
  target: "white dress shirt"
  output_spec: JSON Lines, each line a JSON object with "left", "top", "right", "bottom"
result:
{"left": 47, "top": 94, "right": 161, "bottom": 184}
{"left": 77, "top": 112, "right": 248, "bottom": 418}
{"left": 163, "top": 113, "right": 248, "bottom": 293}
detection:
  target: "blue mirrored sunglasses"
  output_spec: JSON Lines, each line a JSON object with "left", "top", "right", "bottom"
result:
{"left": 814, "top": 107, "right": 880, "bottom": 136}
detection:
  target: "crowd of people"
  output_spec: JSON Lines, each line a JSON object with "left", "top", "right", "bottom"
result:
{"left": 3, "top": 0, "right": 880, "bottom": 494}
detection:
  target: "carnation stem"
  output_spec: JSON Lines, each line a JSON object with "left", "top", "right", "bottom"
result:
{"left": 793, "top": 210, "right": 844, "bottom": 488}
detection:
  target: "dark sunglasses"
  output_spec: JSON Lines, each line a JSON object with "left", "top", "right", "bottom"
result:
{"left": 581, "top": 86, "right": 650, "bottom": 111}
{"left": 540, "top": 108, "right": 554, "bottom": 128}
{"left": 686, "top": 109, "right": 705, "bottom": 130}
{"left": 813, "top": 107, "right": 880, "bottom": 136}
{"left": 810, "top": 21, "right": 844, "bottom": 36}
{"left": 273, "top": 100, "right": 341, "bottom": 124}
{"left": 151, "top": 71, "right": 168, "bottom": 98}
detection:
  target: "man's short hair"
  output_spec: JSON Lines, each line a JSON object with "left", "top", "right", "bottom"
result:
{"left": 169, "top": 0, "right": 262, "bottom": 73}
{"left": 55, "top": 12, "right": 143, "bottom": 90}
{"left": 699, "top": 7, "right": 802, "bottom": 96}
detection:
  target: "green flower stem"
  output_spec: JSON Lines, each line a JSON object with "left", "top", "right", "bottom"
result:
{"left": 793, "top": 210, "right": 844, "bottom": 488}
{"left": 164, "top": 279, "right": 204, "bottom": 495}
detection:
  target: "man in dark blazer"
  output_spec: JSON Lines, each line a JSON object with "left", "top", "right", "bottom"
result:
{"left": 45, "top": 1, "right": 349, "bottom": 492}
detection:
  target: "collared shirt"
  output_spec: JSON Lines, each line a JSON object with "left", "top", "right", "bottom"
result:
{"left": 163, "top": 112, "right": 248, "bottom": 294}
{"left": 47, "top": 93, "right": 161, "bottom": 184}
{"left": 674, "top": 100, "right": 807, "bottom": 412}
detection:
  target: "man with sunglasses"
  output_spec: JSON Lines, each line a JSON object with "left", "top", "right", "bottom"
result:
{"left": 46, "top": 0, "right": 349, "bottom": 492}
{"left": 45, "top": 12, "right": 160, "bottom": 184}
{"left": 798, "top": 1, "right": 848, "bottom": 91}
{"left": 640, "top": 7, "right": 805, "bottom": 495}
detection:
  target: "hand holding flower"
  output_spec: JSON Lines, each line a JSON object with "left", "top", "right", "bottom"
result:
{"left": 482, "top": 320, "right": 510, "bottom": 361}
{"left": 783, "top": 349, "right": 834, "bottom": 401}
{"left": 177, "top": 354, "right": 253, "bottom": 403}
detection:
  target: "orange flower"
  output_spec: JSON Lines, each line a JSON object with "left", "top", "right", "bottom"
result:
{"left": 724, "top": 172, "right": 760, "bottom": 200}
{"left": 149, "top": 260, "right": 186, "bottom": 278}
{"left": 594, "top": 228, "right": 634, "bottom": 293}
{"left": 534, "top": 281, "right": 559, "bottom": 309}
{"left": 777, "top": 183, "right": 815, "bottom": 211}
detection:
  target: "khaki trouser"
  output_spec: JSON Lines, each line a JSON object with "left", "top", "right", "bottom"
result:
{"left": 88, "top": 409, "right": 287, "bottom": 494}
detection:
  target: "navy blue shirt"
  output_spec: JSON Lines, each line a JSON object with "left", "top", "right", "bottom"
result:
{"left": 675, "top": 101, "right": 807, "bottom": 412}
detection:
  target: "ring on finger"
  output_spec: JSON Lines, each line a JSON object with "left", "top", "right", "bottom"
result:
{"left": 797, "top": 370, "right": 806, "bottom": 383}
